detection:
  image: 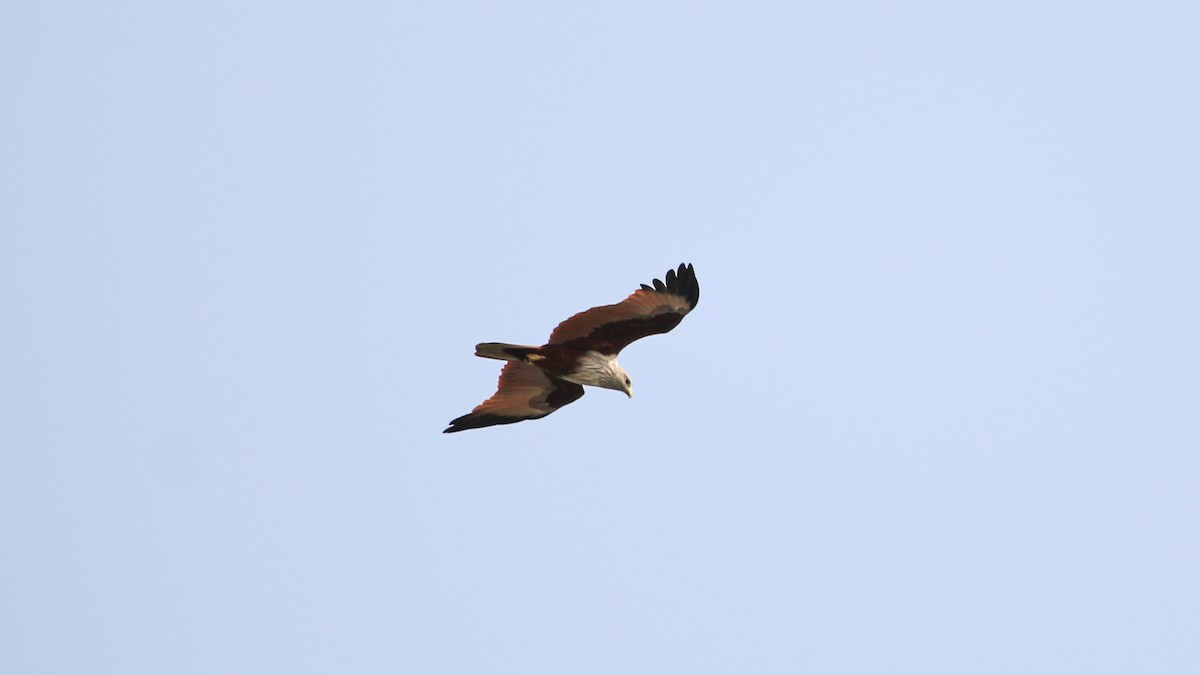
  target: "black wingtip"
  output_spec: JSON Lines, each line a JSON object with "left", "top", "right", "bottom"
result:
{"left": 444, "top": 412, "right": 535, "bottom": 433}
{"left": 645, "top": 262, "right": 699, "bottom": 309}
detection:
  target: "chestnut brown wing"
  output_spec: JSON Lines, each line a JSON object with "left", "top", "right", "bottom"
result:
{"left": 547, "top": 263, "right": 699, "bottom": 354}
{"left": 444, "top": 361, "right": 585, "bottom": 433}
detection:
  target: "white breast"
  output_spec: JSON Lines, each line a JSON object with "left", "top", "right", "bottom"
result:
{"left": 562, "top": 350, "right": 620, "bottom": 387}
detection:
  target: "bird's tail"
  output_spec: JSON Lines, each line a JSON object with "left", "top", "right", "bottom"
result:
{"left": 475, "top": 342, "right": 541, "bottom": 362}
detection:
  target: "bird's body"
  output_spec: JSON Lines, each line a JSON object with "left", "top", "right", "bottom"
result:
{"left": 444, "top": 263, "right": 699, "bottom": 433}
{"left": 474, "top": 343, "right": 629, "bottom": 391}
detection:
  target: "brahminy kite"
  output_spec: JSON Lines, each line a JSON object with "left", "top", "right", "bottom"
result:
{"left": 444, "top": 263, "right": 700, "bottom": 433}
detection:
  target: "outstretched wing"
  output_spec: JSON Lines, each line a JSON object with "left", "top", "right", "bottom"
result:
{"left": 444, "top": 361, "right": 585, "bottom": 433}
{"left": 547, "top": 263, "right": 699, "bottom": 354}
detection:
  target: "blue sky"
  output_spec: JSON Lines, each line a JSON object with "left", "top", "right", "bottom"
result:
{"left": 3, "top": 1, "right": 1198, "bottom": 673}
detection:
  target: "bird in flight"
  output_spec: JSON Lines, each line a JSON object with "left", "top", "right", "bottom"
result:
{"left": 444, "top": 263, "right": 700, "bottom": 433}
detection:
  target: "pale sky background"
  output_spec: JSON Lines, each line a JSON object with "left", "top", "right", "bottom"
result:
{"left": 3, "top": 1, "right": 1198, "bottom": 673}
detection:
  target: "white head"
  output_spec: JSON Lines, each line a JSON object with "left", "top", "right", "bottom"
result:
{"left": 567, "top": 351, "right": 633, "bottom": 397}
{"left": 603, "top": 361, "right": 633, "bottom": 398}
